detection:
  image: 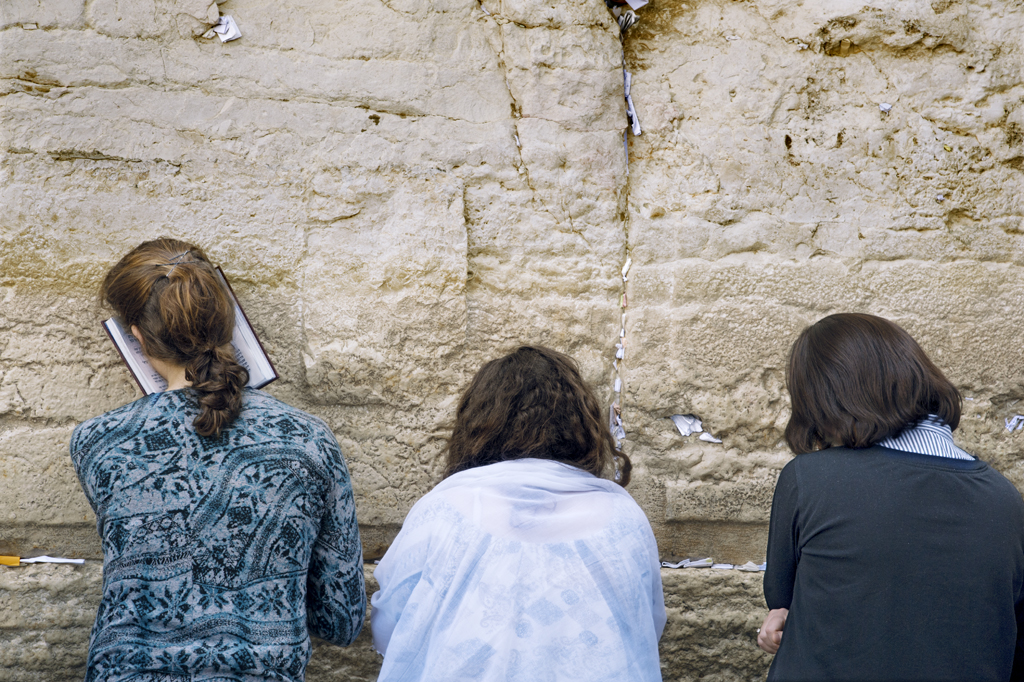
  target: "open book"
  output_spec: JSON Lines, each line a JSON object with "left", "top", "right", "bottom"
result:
{"left": 103, "top": 267, "right": 278, "bottom": 395}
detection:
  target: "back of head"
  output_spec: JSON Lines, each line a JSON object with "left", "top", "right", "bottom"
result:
{"left": 444, "top": 346, "right": 631, "bottom": 486}
{"left": 102, "top": 238, "right": 249, "bottom": 438}
{"left": 785, "top": 312, "right": 961, "bottom": 454}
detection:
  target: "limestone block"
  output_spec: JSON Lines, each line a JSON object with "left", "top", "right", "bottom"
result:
{"left": 625, "top": 1, "right": 1024, "bottom": 263}
{"left": 0, "top": 563, "right": 102, "bottom": 681}
{"left": 85, "top": 0, "right": 217, "bottom": 39}
{"left": 665, "top": 479, "right": 776, "bottom": 524}
{"left": 0, "top": 427, "right": 92, "bottom": 526}
{"left": 0, "top": 0, "right": 85, "bottom": 30}
{"left": 299, "top": 173, "right": 469, "bottom": 408}
{"left": 501, "top": 23, "right": 624, "bottom": 129}
{"left": 660, "top": 568, "right": 771, "bottom": 680}
{"left": 495, "top": 0, "right": 613, "bottom": 29}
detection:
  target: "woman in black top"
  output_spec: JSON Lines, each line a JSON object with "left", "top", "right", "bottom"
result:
{"left": 758, "top": 313, "right": 1024, "bottom": 681}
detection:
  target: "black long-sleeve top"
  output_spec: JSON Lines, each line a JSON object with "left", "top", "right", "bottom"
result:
{"left": 764, "top": 446, "right": 1024, "bottom": 681}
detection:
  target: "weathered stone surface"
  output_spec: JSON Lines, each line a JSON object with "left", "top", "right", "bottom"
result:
{"left": 621, "top": 0, "right": 1024, "bottom": 561}
{"left": 660, "top": 568, "right": 772, "bottom": 680}
{"left": 2, "top": 0, "right": 1024, "bottom": 676}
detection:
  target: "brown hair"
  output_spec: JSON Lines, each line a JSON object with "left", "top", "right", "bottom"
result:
{"left": 443, "top": 346, "right": 631, "bottom": 486}
{"left": 785, "top": 313, "right": 961, "bottom": 454}
{"left": 102, "top": 238, "right": 248, "bottom": 437}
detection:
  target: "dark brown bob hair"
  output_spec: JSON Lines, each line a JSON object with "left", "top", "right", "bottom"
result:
{"left": 102, "top": 238, "right": 248, "bottom": 438}
{"left": 785, "top": 313, "right": 961, "bottom": 454}
{"left": 443, "top": 346, "right": 631, "bottom": 486}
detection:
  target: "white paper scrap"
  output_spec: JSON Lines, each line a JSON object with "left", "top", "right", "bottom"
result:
{"left": 712, "top": 563, "right": 734, "bottom": 570}
{"left": 736, "top": 561, "right": 767, "bottom": 572}
{"left": 1005, "top": 415, "right": 1024, "bottom": 432}
{"left": 212, "top": 15, "right": 242, "bottom": 42}
{"left": 879, "top": 102, "right": 892, "bottom": 113}
{"left": 621, "top": 256, "right": 632, "bottom": 280}
{"left": 624, "top": 0, "right": 648, "bottom": 9}
{"left": 609, "top": 405, "right": 626, "bottom": 441}
{"left": 615, "top": 344, "right": 624, "bottom": 359}
{"left": 614, "top": 377, "right": 622, "bottom": 393}
{"left": 661, "top": 557, "right": 714, "bottom": 569}
{"left": 670, "top": 414, "right": 703, "bottom": 437}
{"left": 20, "top": 556, "right": 85, "bottom": 565}
{"left": 699, "top": 432, "right": 722, "bottom": 444}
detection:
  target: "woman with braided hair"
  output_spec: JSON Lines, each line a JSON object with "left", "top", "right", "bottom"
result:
{"left": 370, "top": 346, "right": 666, "bottom": 682}
{"left": 71, "top": 238, "right": 365, "bottom": 682}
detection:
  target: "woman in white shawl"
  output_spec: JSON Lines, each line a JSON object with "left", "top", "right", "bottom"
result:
{"left": 371, "top": 346, "right": 666, "bottom": 681}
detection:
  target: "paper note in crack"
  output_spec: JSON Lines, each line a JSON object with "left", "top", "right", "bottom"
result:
{"left": 212, "top": 15, "right": 242, "bottom": 42}
{"left": 670, "top": 414, "right": 702, "bottom": 437}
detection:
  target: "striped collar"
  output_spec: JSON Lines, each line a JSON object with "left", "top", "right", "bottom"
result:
{"left": 878, "top": 415, "right": 974, "bottom": 460}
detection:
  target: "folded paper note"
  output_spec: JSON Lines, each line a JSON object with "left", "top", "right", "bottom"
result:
{"left": 212, "top": 15, "right": 242, "bottom": 42}
{"left": 104, "top": 267, "right": 278, "bottom": 395}
{"left": 661, "top": 557, "right": 714, "bottom": 569}
{"left": 670, "top": 414, "right": 702, "bottom": 437}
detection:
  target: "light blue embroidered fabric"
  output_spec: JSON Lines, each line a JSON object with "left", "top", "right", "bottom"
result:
{"left": 71, "top": 388, "right": 365, "bottom": 682}
{"left": 371, "top": 459, "right": 666, "bottom": 682}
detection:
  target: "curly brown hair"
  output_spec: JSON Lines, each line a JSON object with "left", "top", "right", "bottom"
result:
{"left": 102, "top": 238, "right": 249, "bottom": 438}
{"left": 443, "top": 346, "right": 631, "bottom": 486}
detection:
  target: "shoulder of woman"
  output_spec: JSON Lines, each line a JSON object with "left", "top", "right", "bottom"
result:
{"left": 70, "top": 395, "right": 160, "bottom": 455}
{"left": 240, "top": 390, "right": 337, "bottom": 438}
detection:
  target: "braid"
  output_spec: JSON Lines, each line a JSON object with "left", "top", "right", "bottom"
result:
{"left": 187, "top": 346, "right": 248, "bottom": 438}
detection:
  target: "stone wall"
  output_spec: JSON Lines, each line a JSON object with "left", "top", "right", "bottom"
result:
{"left": 2, "top": 0, "right": 1023, "bottom": 678}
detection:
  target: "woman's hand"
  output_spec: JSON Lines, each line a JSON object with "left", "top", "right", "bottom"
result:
{"left": 757, "top": 608, "right": 789, "bottom": 654}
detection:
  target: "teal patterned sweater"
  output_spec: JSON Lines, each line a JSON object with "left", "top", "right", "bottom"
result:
{"left": 70, "top": 388, "right": 365, "bottom": 682}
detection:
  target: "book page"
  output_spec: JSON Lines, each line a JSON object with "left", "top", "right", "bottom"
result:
{"left": 215, "top": 269, "right": 278, "bottom": 388}
{"left": 103, "top": 318, "right": 169, "bottom": 395}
